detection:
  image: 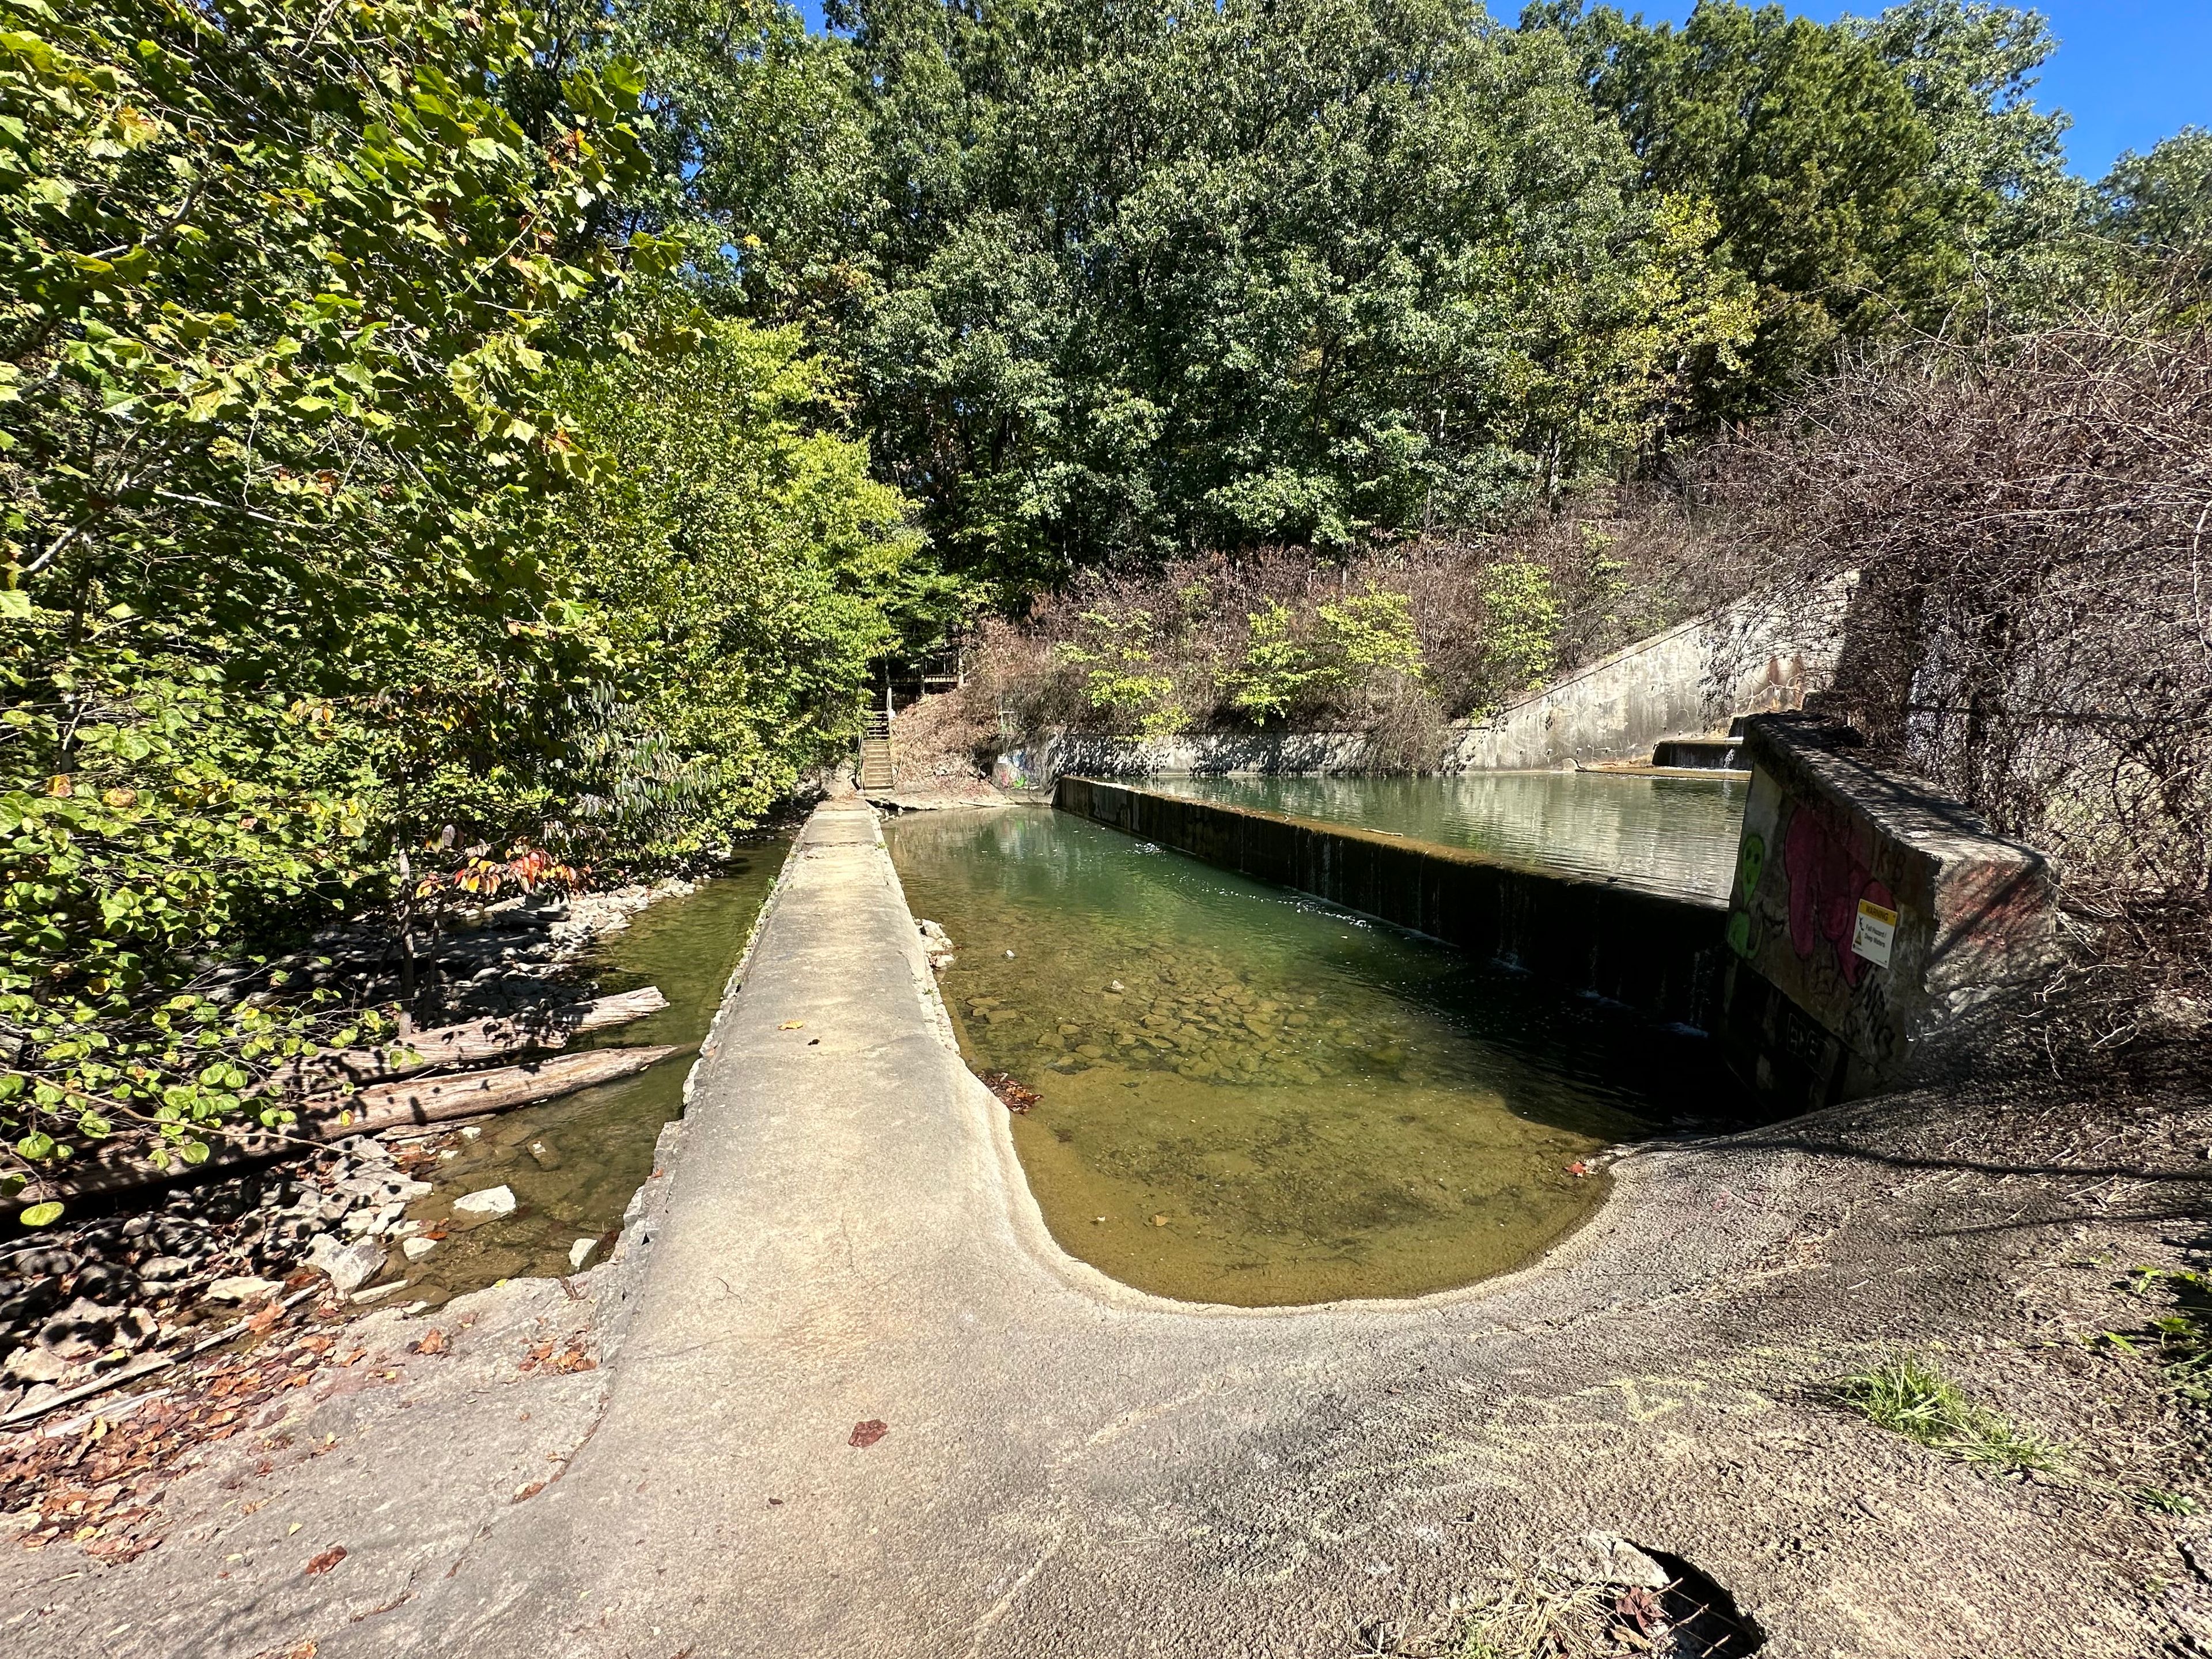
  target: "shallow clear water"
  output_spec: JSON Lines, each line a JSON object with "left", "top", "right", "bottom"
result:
{"left": 1151, "top": 772, "right": 1747, "bottom": 900}
{"left": 392, "top": 840, "right": 789, "bottom": 1307}
{"left": 885, "top": 808, "right": 1737, "bottom": 1306}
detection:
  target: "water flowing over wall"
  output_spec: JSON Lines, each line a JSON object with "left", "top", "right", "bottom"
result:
{"left": 1052, "top": 776, "right": 1731, "bottom": 1032}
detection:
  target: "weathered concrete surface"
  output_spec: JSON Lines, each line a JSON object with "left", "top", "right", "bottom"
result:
{"left": 1449, "top": 581, "right": 1850, "bottom": 772}
{"left": 1718, "top": 715, "right": 2058, "bottom": 1112}
{"left": 6, "top": 799, "right": 2204, "bottom": 1659}
{"left": 994, "top": 729, "right": 1374, "bottom": 789}
{"left": 1055, "top": 774, "right": 1728, "bottom": 1029}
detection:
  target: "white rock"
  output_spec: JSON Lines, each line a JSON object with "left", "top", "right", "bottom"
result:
{"left": 452, "top": 1184, "right": 516, "bottom": 1218}
{"left": 393, "top": 1179, "right": 434, "bottom": 1200}
{"left": 1540, "top": 1531, "right": 1671, "bottom": 1590}
{"left": 567, "top": 1237, "right": 598, "bottom": 1271}
{"left": 402, "top": 1236, "right": 439, "bottom": 1262}
{"left": 137, "top": 1255, "right": 193, "bottom": 1281}
{"left": 203, "top": 1275, "right": 282, "bottom": 1305}
{"left": 3, "top": 1347, "right": 70, "bottom": 1385}
{"left": 351, "top": 1281, "right": 407, "bottom": 1304}
{"left": 308, "top": 1234, "right": 387, "bottom": 1295}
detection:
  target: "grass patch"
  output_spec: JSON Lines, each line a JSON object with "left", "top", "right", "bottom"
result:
{"left": 2132, "top": 1267, "right": 2212, "bottom": 1419}
{"left": 1834, "top": 1353, "right": 2067, "bottom": 1474}
{"left": 2133, "top": 1485, "right": 2200, "bottom": 1516}
{"left": 1449, "top": 1575, "right": 1618, "bottom": 1659}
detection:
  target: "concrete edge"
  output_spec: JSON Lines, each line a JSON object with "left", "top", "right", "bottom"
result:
{"left": 594, "top": 828, "right": 810, "bottom": 1361}
{"left": 865, "top": 801, "right": 1735, "bottom": 1327}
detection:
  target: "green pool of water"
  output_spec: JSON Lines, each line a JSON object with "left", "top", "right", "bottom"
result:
{"left": 394, "top": 839, "right": 790, "bottom": 1306}
{"left": 885, "top": 807, "right": 1736, "bottom": 1306}
{"left": 1152, "top": 771, "right": 1746, "bottom": 899}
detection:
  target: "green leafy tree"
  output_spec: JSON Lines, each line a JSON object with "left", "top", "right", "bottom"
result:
{"left": 547, "top": 314, "right": 922, "bottom": 848}
{"left": 1226, "top": 601, "right": 1331, "bottom": 727}
{"left": 1854, "top": 1, "right": 2094, "bottom": 320}
{"left": 1476, "top": 559, "right": 1560, "bottom": 699}
{"left": 1226, "top": 585, "right": 1426, "bottom": 726}
{"left": 1562, "top": 0, "right": 1964, "bottom": 416}
{"left": 838, "top": 0, "right": 1753, "bottom": 585}
{"left": 520, "top": 0, "right": 877, "bottom": 323}
{"left": 2100, "top": 128, "right": 2212, "bottom": 255}
{"left": 1052, "top": 608, "right": 1181, "bottom": 736}
{"left": 0, "top": 0, "right": 660, "bottom": 1207}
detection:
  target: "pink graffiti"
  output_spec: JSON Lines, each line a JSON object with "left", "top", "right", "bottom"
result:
{"left": 1783, "top": 806, "right": 1893, "bottom": 988}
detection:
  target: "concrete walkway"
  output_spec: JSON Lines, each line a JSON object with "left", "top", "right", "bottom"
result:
{"left": 22, "top": 798, "right": 2180, "bottom": 1659}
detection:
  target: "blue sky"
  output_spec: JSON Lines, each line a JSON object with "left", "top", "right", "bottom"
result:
{"left": 1628, "top": 2, "right": 2210, "bottom": 177}
{"left": 789, "top": 1, "right": 2210, "bottom": 181}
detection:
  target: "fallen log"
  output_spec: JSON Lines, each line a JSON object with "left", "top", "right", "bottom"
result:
{"left": 260, "top": 986, "right": 669, "bottom": 1096}
{"left": 15, "top": 1044, "right": 684, "bottom": 1207}
{"left": 304, "top": 1044, "right": 683, "bottom": 1137}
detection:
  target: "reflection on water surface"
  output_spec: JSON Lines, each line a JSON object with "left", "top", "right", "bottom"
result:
{"left": 1152, "top": 771, "right": 1745, "bottom": 899}
{"left": 886, "top": 807, "right": 1737, "bottom": 1306}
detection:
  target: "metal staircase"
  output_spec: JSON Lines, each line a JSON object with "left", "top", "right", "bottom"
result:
{"left": 858, "top": 708, "right": 895, "bottom": 793}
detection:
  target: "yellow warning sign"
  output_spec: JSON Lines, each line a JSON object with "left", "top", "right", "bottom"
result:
{"left": 1851, "top": 898, "right": 1899, "bottom": 968}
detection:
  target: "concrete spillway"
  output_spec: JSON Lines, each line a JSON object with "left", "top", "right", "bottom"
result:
{"left": 1052, "top": 775, "right": 1730, "bottom": 1033}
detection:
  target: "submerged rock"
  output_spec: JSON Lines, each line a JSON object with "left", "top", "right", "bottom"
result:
{"left": 453, "top": 1185, "right": 518, "bottom": 1219}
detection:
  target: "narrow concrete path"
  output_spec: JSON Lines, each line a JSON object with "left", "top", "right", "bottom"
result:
{"left": 328, "top": 801, "right": 2154, "bottom": 1659}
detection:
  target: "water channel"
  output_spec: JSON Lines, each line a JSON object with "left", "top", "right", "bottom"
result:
{"left": 1153, "top": 771, "right": 1747, "bottom": 900}
{"left": 391, "top": 838, "right": 790, "bottom": 1307}
{"left": 885, "top": 806, "right": 1744, "bottom": 1306}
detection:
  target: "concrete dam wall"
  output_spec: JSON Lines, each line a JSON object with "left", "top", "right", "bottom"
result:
{"left": 1052, "top": 775, "right": 1730, "bottom": 1031}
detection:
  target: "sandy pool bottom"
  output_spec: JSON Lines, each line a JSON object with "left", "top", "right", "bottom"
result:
{"left": 888, "top": 808, "right": 1736, "bottom": 1306}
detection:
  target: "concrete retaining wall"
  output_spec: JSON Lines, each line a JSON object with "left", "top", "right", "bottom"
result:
{"left": 1446, "top": 578, "right": 1852, "bottom": 772}
{"left": 1054, "top": 775, "right": 1729, "bottom": 1030}
{"left": 1716, "top": 714, "right": 2058, "bottom": 1112}
{"left": 995, "top": 579, "right": 1851, "bottom": 786}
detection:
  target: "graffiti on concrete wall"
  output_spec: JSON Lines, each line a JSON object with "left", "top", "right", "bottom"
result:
{"left": 1727, "top": 775, "right": 1910, "bottom": 1081}
{"left": 1782, "top": 804, "right": 1895, "bottom": 991}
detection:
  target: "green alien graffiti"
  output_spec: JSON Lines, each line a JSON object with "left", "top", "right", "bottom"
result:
{"left": 1725, "top": 832, "right": 1766, "bottom": 958}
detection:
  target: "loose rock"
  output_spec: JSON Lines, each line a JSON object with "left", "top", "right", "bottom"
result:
{"left": 309, "top": 1235, "right": 387, "bottom": 1296}
{"left": 204, "top": 1275, "right": 282, "bottom": 1305}
{"left": 1540, "top": 1531, "right": 1672, "bottom": 1590}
